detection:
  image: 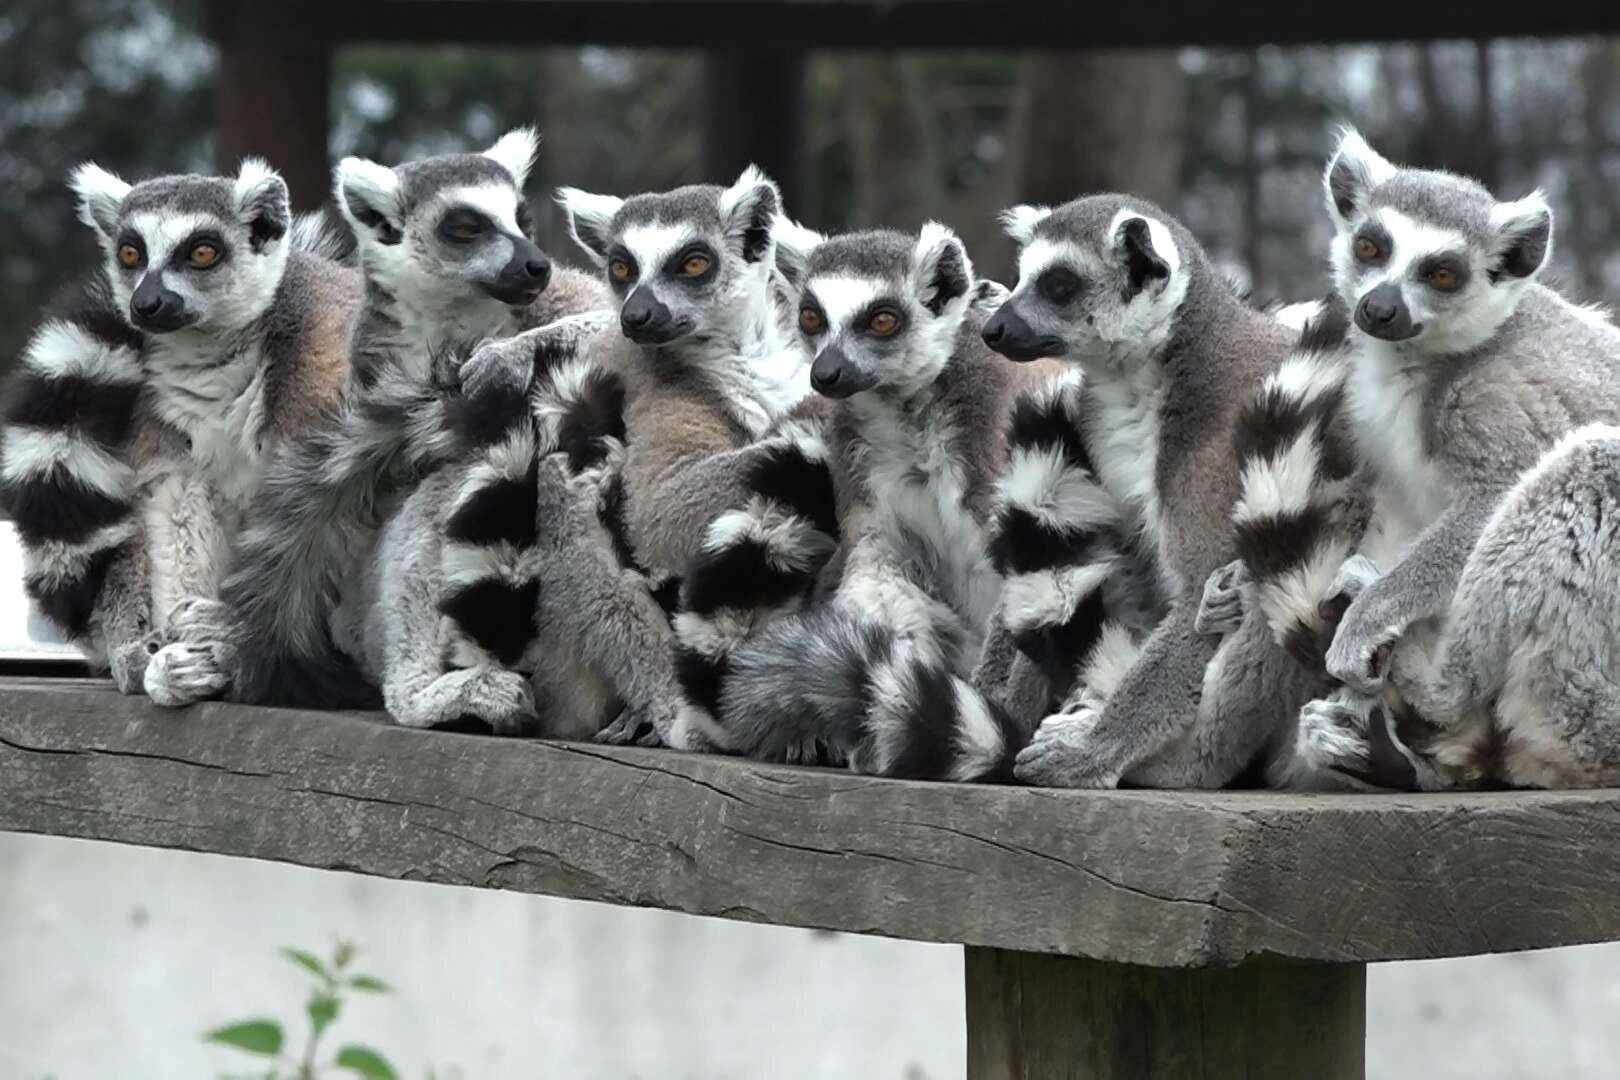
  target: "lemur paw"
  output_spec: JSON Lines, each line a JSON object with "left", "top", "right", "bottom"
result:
{"left": 1195, "top": 559, "right": 1250, "bottom": 636}
{"left": 595, "top": 702, "right": 667, "bottom": 747}
{"left": 395, "top": 666, "right": 537, "bottom": 735}
{"left": 1318, "top": 553, "right": 1380, "bottom": 630}
{"left": 459, "top": 335, "right": 537, "bottom": 402}
{"left": 1295, "top": 690, "right": 1417, "bottom": 791}
{"left": 161, "top": 596, "right": 232, "bottom": 644}
{"left": 109, "top": 638, "right": 156, "bottom": 696}
{"left": 783, "top": 737, "right": 846, "bottom": 768}
{"left": 1324, "top": 614, "right": 1398, "bottom": 694}
{"left": 144, "top": 641, "right": 233, "bottom": 707}
{"left": 1012, "top": 705, "right": 1123, "bottom": 789}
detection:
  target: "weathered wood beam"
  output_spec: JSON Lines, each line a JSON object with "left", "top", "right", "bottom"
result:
{"left": 965, "top": 949, "right": 1366, "bottom": 1079}
{"left": 205, "top": 0, "right": 1620, "bottom": 50}
{"left": 5, "top": 679, "right": 1620, "bottom": 967}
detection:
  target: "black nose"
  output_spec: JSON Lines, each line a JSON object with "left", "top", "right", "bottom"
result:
{"left": 981, "top": 313, "right": 1008, "bottom": 347}
{"left": 1359, "top": 295, "right": 1397, "bottom": 324}
{"left": 133, "top": 293, "right": 163, "bottom": 318}
{"left": 624, "top": 304, "right": 654, "bottom": 328}
{"left": 810, "top": 364, "right": 841, "bottom": 392}
{"left": 523, "top": 256, "right": 549, "bottom": 281}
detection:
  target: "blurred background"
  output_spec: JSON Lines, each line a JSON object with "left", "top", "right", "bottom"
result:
{"left": 6, "top": 1, "right": 1620, "bottom": 1076}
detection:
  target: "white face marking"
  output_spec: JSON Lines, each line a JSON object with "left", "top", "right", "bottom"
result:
{"left": 619, "top": 222, "right": 691, "bottom": 277}
{"left": 437, "top": 183, "right": 523, "bottom": 236}
{"left": 1017, "top": 237, "right": 1090, "bottom": 284}
{"left": 806, "top": 274, "right": 884, "bottom": 338}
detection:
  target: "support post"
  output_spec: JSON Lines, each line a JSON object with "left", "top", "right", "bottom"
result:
{"left": 965, "top": 947, "right": 1366, "bottom": 1080}
{"left": 702, "top": 48, "right": 808, "bottom": 217}
{"left": 208, "top": 0, "right": 333, "bottom": 212}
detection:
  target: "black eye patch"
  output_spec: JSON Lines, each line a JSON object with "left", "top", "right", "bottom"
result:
{"left": 662, "top": 242, "right": 719, "bottom": 283}
{"left": 1035, "top": 266, "right": 1083, "bottom": 306}
{"left": 855, "top": 299, "right": 906, "bottom": 338}
{"left": 1416, "top": 253, "right": 1470, "bottom": 292}
{"left": 515, "top": 201, "right": 534, "bottom": 237}
{"left": 169, "top": 229, "right": 227, "bottom": 269}
{"left": 438, "top": 208, "right": 492, "bottom": 243}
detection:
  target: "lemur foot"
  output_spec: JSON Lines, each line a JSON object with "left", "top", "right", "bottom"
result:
{"left": 1195, "top": 558, "right": 1250, "bottom": 636}
{"left": 784, "top": 737, "right": 846, "bottom": 768}
{"left": 1012, "top": 703, "right": 1123, "bottom": 789}
{"left": 1318, "top": 553, "right": 1380, "bottom": 629}
{"left": 595, "top": 703, "right": 667, "bottom": 747}
{"left": 458, "top": 333, "right": 538, "bottom": 403}
{"left": 1296, "top": 690, "right": 1417, "bottom": 790}
{"left": 144, "top": 641, "right": 233, "bottom": 707}
{"left": 393, "top": 666, "right": 537, "bottom": 736}
{"left": 109, "top": 638, "right": 156, "bottom": 696}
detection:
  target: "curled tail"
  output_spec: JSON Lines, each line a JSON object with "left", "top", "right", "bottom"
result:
{"left": 0, "top": 274, "right": 144, "bottom": 646}
{"left": 709, "top": 606, "right": 1025, "bottom": 782}
{"left": 670, "top": 413, "right": 841, "bottom": 745}
{"left": 988, "top": 369, "right": 1157, "bottom": 690}
{"left": 1230, "top": 296, "right": 1367, "bottom": 674}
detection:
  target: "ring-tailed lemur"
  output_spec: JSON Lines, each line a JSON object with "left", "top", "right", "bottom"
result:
{"left": 144, "top": 129, "right": 610, "bottom": 711}
{"left": 0, "top": 160, "right": 360, "bottom": 694}
{"left": 979, "top": 195, "right": 1323, "bottom": 790}
{"left": 430, "top": 167, "right": 834, "bottom": 745}
{"left": 1213, "top": 127, "right": 1620, "bottom": 791}
{"left": 672, "top": 222, "right": 1078, "bottom": 778}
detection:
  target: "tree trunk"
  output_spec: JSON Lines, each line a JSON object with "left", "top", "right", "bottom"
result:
{"left": 843, "top": 56, "right": 942, "bottom": 231}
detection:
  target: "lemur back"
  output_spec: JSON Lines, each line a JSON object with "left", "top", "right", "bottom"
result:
{"left": 0, "top": 160, "right": 360, "bottom": 696}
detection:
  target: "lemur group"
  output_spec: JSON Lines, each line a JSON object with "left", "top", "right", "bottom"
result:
{"left": 4, "top": 121, "right": 1618, "bottom": 795}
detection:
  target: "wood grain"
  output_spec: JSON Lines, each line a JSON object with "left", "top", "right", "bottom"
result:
{"left": 4, "top": 679, "right": 1620, "bottom": 967}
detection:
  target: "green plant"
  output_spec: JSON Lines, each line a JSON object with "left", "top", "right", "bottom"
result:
{"left": 203, "top": 939, "right": 401, "bottom": 1080}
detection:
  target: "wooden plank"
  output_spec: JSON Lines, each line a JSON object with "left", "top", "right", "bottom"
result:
{"left": 4, "top": 679, "right": 1620, "bottom": 967}
{"left": 205, "top": 0, "right": 1620, "bottom": 50}
{"left": 965, "top": 948, "right": 1365, "bottom": 1079}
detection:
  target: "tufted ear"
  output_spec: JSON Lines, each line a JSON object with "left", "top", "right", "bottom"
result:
{"left": 483, "top": 126, "right": 541, "bottom": 188}
{"left": 1323, "top": 125, "right": 1396, "bottom": 231}
{"left": 555, "top": 186, "right": 624, "bottom": 267}
{"left": 999, "top": 204, "right": 1052, "bottom": 248}
{"left": 334, "top": 156, "right": 404, "bottom": 246}
{"left": 719, "top": 164, "right": 781, "bottom": 264}
{"left": 770, "top": 214, "right": 825, "bottom": 298}
{"left": 68, "top": 161, "right": 132, "bottom": 247}
{"left": 1488, "top": 190, "right": 1553, "bottom": 282}
{"left": 1111, "top": 213, "right": 1175, "bottom": 298}
{"left": 910, "top": 221, "right": 974, "bottom": 316}
{"left": 233, "top": 158, "right": 291, "bottom": 253}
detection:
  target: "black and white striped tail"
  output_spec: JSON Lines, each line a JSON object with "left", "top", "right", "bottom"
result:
{"left": 438, "top": 330, "right": 633, "bottom": 670}
{"left": 670, "top": 415, "right": 841, "bottom": 744}
{"left": 987, "top": 369, "right": 1146, "bottom": 691}
{"left": 1230, "top": 294, "right": 1364, "bottom": 674}
{"left": 0, "top": 274, "right": 144, "bottom": 648}
{"left": 707, "top": 606, "right": 1026, "bottom": 782}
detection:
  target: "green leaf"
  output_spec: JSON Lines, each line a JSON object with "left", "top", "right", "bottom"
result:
{"left": 348, "top": 975, "right": 391, "bottom": 994}
{"left": 335, "top": 1045, "right": 399, "bottom": 1080}
{"left": 282, "top": 948, "right": 329, "bottom": 980}
{"left": 203, "top": 1019, "right": 284, "bottom": 1056}
{"left": 333, "top": 940, "right": 356, "bottom": 970}
{"left": 307, "top": 992, "right": 341, "bottom": 1039}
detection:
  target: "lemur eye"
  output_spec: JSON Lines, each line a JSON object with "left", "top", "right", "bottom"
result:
{"left": 188, "top": 243, "right": 219, "bottom": 269}
{"left": 1036, "top": 268, "right": 1082, "bottom": 305}
{"left": 868, "top": 311, "right": 900, "bottom": 337}
{"left": 681, "top": 254, "right": 712, "bottom": 277}
{"left": 116, "top": 244, "right": 141, "bottom": 269}
{"left": 440, "top": 209, "right": 487, "bottom": 243}
{"left": 1426, "top": 266, "right": 1460, "bottom": 291}
{"left": 515, "top": 202, "right": 534, "bottom": 235}
{"left": 1354, "top": 236, "right": 1382, "bottom": 262}
{"left": 609, "top": 259, "right": 633, "bottom": 283}
{"left": 799, "top": 307, "right": 823, "bottom": 335}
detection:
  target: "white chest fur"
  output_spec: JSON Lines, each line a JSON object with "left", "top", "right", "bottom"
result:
{"left": 1084, "top": 367, "right": 1165, "bottom": 569}
{"left": 145, "top": 346, "right": 270, "bottom": 510}
{"left": 1347, "top": 340, "right": 1452, "bottom": 554}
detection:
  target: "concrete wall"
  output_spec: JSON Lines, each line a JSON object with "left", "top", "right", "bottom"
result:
{"left": 2, "top": 832, "right": 1617, "bottom": 1079}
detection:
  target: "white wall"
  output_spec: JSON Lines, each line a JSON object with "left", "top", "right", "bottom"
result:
{"left": 2, "top": 832, "right": 1618, "bottom": 1080}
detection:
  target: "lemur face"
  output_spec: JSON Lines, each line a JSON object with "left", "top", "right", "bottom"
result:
{"left": 770, "top": 222, "right": 974, "bottom": 400}
{"left": 335, "top": 128, "right": 552, "bottom": 312}
{"left": 981, "top": 196, "right": 1189, "bottom": 370}
{"left": 558, "top": 166, "right": 781, "bottom": 349}
{"left": 1324, "top": 127, "right": 1552, "bottom": 354}
{"left": 70, "top": 160, "right": 292, "bottom": 336}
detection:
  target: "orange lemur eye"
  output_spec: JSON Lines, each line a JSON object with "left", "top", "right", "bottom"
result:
{"left": 188, "top": 242, "right": 219, "bottom": 269}
{"left": 681, "top": 254, "right": 711, "bottom": 277}
{"left": 116, "top": 244, "right": 141, "bottom": 269}
{"left": 799, "top": 307, "right": 823, "bottom": 334}
{"left": 609, "top": 258, "right": 632, "bottom": 283}
{"left": 1354, "top": 236, "right": 1382, "bottom": 262}
{"left": 1426, "top": 266, "right": 1459, "bottom": 291}
{"left": 868, "top": 311, "right": 899, "bottom": 336}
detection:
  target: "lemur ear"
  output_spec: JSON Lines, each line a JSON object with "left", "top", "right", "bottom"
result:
{"left": 1488, "top": 190, "right": 1553, "bottom": 281}
{"left": 483, "top": 126, "right": 540, "bottom": 188}
{"left": 335, "top": 156, "right": 404, "bottom": 246}
{"left": 555, "top": 186, "right": 623, "bottom": 267}
{"left": 910, "top": 221, "right": 974, "bottom": 316}
{"left": 770, "top": 214, "right": 825, "bottom": 297}
{"left": 999, "top": 204, "right": 1051, "bottom": 248}
{"left": 1112, "top": 213, "right": 1175, "bottom": 298}
{"left": 1323, "top": 125, "right": 1396, "bottom": 230}
{"left": 719, "top": 164, "right": 781, "bottom": 264}
{"left": 68, "top": 161, "right": 132, "bottom": 246}
{"left": 233, "top": 158, "right": 291, "bottom": 253}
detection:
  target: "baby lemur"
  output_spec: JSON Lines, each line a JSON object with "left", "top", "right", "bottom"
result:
{"left": 0, "top": 159, "right": 359, "bottom": 694}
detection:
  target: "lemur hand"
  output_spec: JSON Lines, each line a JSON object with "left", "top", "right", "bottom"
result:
{"left": 1195, "top": 558, "right": 1249, "bottom": 636}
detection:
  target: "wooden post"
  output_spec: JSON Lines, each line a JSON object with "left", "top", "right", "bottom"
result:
{"left": 207, "top": 0, "right": 333, "bottom": 212}
{"left": 965, "top": 948, "right": 1366, "bottom": 1079}
{"left": 702, "top": 48, "right": 807, "bottom": 217}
